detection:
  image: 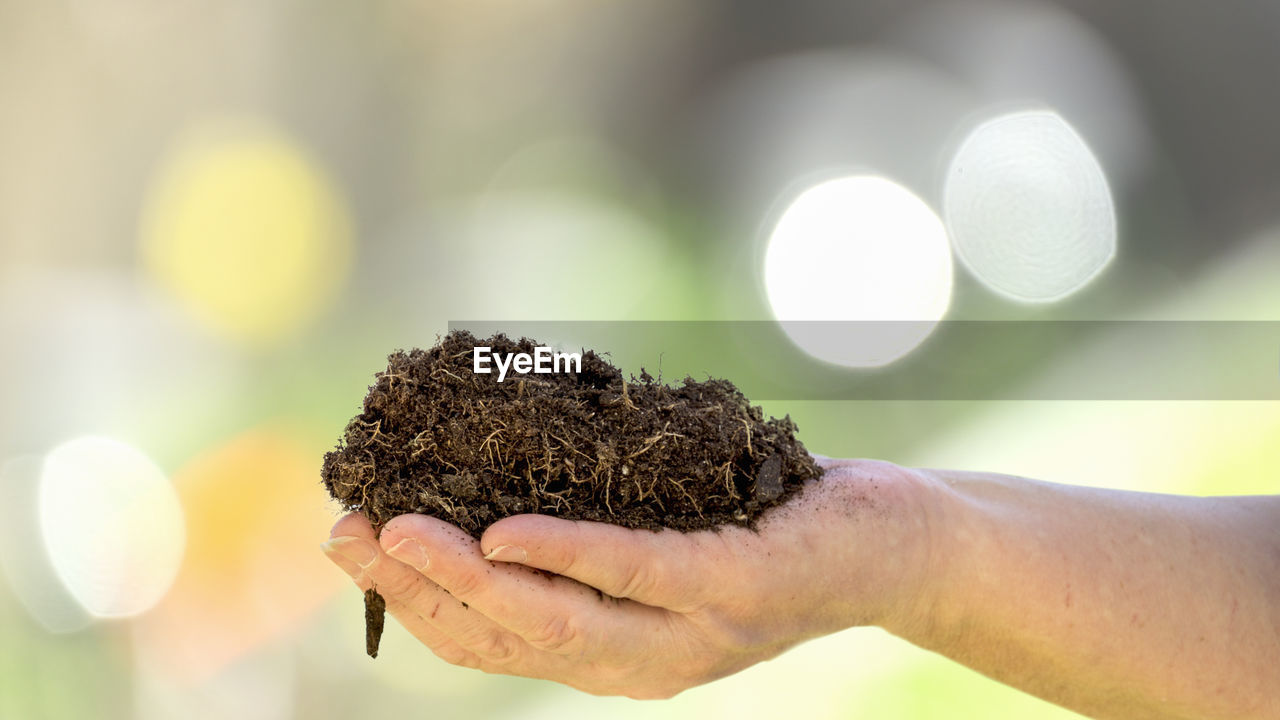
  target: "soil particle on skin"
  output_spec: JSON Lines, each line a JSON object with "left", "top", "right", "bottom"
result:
{"left": 323, "top": 330, "right": 822, "bottom": 657}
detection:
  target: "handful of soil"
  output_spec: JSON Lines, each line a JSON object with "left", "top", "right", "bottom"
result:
{"left": 322, "top": 330, "right": 821, "bottom": 657}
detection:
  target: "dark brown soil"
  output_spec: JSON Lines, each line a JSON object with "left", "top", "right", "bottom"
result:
{"left": 363, "top": 587, "right": 385, "bottom": 658}
{"left": 322, "top": 330, "right": 822, "bottom": 656}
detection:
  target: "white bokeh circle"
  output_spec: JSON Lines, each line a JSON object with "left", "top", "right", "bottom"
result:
{"left": 945, "top": 109, "right": 1116, "bottom": 302}
{"left": 39, "top": 436, "right": 185, "bottom": 618}
{"left": 764, "top": 175, "right": 953, "bottom": 367}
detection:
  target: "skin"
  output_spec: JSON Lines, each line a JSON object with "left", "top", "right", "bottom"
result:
{"left": 321, "top": 457, "right": 1280, "bottom": 718}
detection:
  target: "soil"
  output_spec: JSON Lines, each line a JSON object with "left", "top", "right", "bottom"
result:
{"left": 322, "top": 330, "right": 822, "bottom": 657}
{"left": 363, "top": 587, "right": 385, "bottom": 658}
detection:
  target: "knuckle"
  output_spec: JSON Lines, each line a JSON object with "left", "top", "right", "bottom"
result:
{"left": 524, "top": 614, "right": 579, "bottom": 654}
{"left": 554, "top": 522, "right": 598, "bottom": 576}
{"left": 471, "top": 629, "right": 521, "bottom": 665}
{"left": 443, "top": 567, "right": 487, "bottom": 601}
{"left": 369, "top": 562, "right": 424, "bottom": 601}
{"left": 554, "top": 543, "right": 586, "bottom": 579}
{"left": 615, "top": 556, "right": 660, "bottom": 600}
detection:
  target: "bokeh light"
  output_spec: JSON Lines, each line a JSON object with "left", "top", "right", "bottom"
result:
{"left": 893, "top": 0, "right": 1149, "bottom": 191}
{"left": 140, "top": 119, "right": 353, "bottom": 347}
{"left": 0, "top": 268, "right": 244, "bottom": 462}
{"left": 133, "top": 427, "right": 344, "bottom": 683}
{"left": 482, "top": 136, "right": 664, "bottom": 210}
{"left": 38, "top": 436, "right": 185, "bottom": 618}
{"left": 360, "top": 133, "right": 695, "bottom": 348}
{"left": 0, "top": 456, "right": 93, "bottom": 633}
{"left": 692, "top": 50, "right": 978, "bottom": 219}
{"left": 452, "top": 189, "right": 670, "bottom": 320}
{"left": 764, "top": 175, "right": 953, "bottom": 367}
{"left": 944, "top": 109, "right": 1116, "bottom": 302}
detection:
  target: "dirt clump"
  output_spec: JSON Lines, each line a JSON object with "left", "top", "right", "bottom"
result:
{"left": 322, "top": 330, "right": 822, "bottom": 656}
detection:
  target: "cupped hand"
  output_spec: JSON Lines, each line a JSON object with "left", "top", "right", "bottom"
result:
{"left": 321, "top": 458, "right": 935, "bottom": 699}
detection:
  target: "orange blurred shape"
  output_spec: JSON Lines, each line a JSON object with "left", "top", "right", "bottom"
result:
{"left": 134, "top": 427, "right": 345, "bottom": 683}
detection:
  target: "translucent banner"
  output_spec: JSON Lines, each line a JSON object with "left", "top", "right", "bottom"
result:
{"left": 446, "top": 321, "right": 1280, "bottom": 401}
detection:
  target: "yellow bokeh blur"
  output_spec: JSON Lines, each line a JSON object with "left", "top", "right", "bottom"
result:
{"left": 140, "top": 119, "right": 352, "bottom": 347}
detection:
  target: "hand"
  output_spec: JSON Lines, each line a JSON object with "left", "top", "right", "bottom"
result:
{"left": 321, "top": 458, "right": 936, "bottom": 699}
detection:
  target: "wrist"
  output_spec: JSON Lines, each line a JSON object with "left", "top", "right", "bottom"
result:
{"left": 879, "top": 466, "right": 961, "bottom": 643}
{"left": 804, "top": 459, "right": 953, "bottom": 635}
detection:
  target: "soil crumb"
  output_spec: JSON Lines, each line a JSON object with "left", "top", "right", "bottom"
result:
{"left": 322, "top": 330, "right": 822, "bottom": 656}
{"left": 364, "top": 587, "right": 385, "bottom": 658}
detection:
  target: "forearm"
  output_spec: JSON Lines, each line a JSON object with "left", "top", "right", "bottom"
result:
{"left": 886, "top": 468, "right": 1280, "bottom": 720}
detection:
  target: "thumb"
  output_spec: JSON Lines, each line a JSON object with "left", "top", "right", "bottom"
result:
{"left": 480, "top": 514, "right": 704, "bottom": 609}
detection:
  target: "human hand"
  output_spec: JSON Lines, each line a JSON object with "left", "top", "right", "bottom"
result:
{"left": 321, "top": 457, "right": 937, "bottom": 699}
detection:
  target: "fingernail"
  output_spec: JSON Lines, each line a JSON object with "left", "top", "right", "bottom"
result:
{"left": 483, "top": 544, "right": 527, "bottom": 563}
{"left": 387, "top": 537, "right": 430, "bottom": 571}
{"left": 322, "top": 537, "right": 378, "bottom": 568}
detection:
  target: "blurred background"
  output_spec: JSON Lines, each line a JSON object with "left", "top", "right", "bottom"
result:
{"left": 1, "top": 1, "right": 1278, "bottom": 718}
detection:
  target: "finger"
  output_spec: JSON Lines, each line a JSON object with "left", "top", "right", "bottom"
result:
{"left": 327, "top": 563, "right": 485, "bottom": 669}
{"left": 325, "top": 515, "right": 439, "bottom": 608}
{"left": 324, "top": 517, "right": 531, "bottom": 668}
{"left": 322, "top": 513, "right": 380, "bottom": 579}
{"left": 383, "top": 593, "right": 489, "bottom": 672}
{"left": 478, "top": 514, "right": 714, "bottom": 610}
{"left": 381, "top": 514, "right": 672, "bottom": 657}
{"left": 325, "top": 518, "right": 489, "bottom": 650}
